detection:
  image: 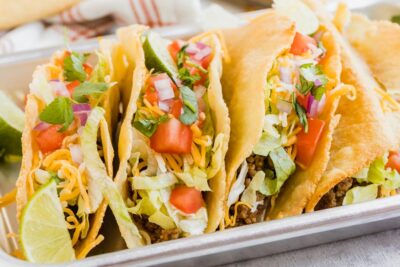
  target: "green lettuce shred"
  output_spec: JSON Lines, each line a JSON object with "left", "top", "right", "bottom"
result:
{"left": 343, "top": 184, "right": 379, "bottom": 206}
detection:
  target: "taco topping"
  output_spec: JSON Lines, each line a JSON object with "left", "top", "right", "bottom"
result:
{"left": 27, "top": 50, "right": 112, "bottom": 256}
{"left": 128, "top": 33, "right": 223, "bottom": 242}
{"left": 316, "top": 151, "right": 400, "bottom": 210}
{"left": 227, "top": 28, "right": 331, "bottom": 227}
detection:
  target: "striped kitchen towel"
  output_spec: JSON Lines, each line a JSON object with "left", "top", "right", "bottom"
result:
{"left": 0, "top": 0, "right": 201, "bottom": 54}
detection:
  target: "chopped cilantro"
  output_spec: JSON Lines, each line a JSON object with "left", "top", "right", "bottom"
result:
{"left": 133, "top": 113, "right": 169, "bottom": 137}
{"left": 179, "top": 86, "right": 198, "bottom": 125}
{"left": 292, "top": 93, "right": 308, "bottom": 132}
{"left": 39, "top": 97, "right": 74, "bottom": 132}
{"left": 63, "top": 52, "right": 87, "bottom": 82}
{"left": 72, "top": 82, "right": 110, "bottom": 103}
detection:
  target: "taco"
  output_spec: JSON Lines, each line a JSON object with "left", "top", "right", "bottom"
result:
{"left": 0, "top": 41, "right": 143, "bottom": 263}
{"left": 114, "top": 26, "right": 230, "bottom": 243}
{"left": 297, "top": 0, "right": 400, "bottom": 211}
{"left": 338, "top": 10, "right": 400, "bottom": 100}
{"left": 221, "top": 3, "right": 356, "bottom": 226}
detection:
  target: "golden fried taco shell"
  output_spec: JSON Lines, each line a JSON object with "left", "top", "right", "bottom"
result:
{"left": 221, "top": 10, "right": 343, "bottom": 222}
{"left": 114, "top": 26, "right": 230, "bottom": 233}
{"left": 300, "top": 0, "right": 400, "bottom": 211}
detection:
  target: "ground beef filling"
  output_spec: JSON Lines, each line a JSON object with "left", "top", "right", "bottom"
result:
{"left": 315, "top": 178, "right": 371, "bottom": 210}
{"left": 132, "top": 215, "right": 182, "bottom": 243}
{"left": 231, "top": 154, "right": 273, "bottom": 226}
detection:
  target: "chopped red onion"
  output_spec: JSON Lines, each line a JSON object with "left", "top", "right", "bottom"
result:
{"left": 314, "top": 79, "right": 323, "bottom": 87}
{"left": 193, "top": 46, "right": 212, "bottom": 61}
{"left": 154, "top": 79, "right": 175, "bottom": 101}
{"left": 196, "top": 42, "right": 208, "bottom": 50}
{"left": 69, "top": 144, "right": 83, "bottom": 164}
{"left": 185, "top": 43, "right": 200, "bottom": 55}
{"left": 34, "top": 122, "right": 51, "bottom": 131}
{"left": 73, "top": 103, "right": 91, "bottom": 126}
{"left": 276, "top": 99, "right": 292, "bottom": 114}
{"left": 50, "top": 81, "right": 70, "bottom": 97}
{"left": 279, "top": 67, "right": 292, "bottom": 84}
{"left": 194, "top": 85, "right": 206, "bottom": 99}
{"left": 158, "top": 100, "right": 171, "bottom": 112}
{"left": 307, "top": 95, "right": 319, "bottom": 118}
{"left": 72, "top": 103, "right": 91, "bottom": 112}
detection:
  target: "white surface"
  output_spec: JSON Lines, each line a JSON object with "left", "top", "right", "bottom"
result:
{"left": 223, "top": 229, "right": 400, "bottom": 267}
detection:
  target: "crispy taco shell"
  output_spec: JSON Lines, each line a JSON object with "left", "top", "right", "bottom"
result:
{"left": 300, "top": 0, "right": 400, "bottom": 211}
{"left": 343, "top": 13, "right": 400, "bottom": 92}
{"left": 221, "top": 11, "right": 343, "bottom": 222}
{"left": 15, "top": 43, "right": 122, "bottom": 258}
{"left": 114, "top": 26, "right": 230, "bottom": 234}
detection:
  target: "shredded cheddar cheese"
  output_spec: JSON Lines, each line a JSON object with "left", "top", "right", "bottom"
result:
{"left": 375, "top": 87, "right": 400, "bottom": 111}
{"left": 76, "top": 234, "right": 104, "bottom": 259}
{"left": 0, "top": 188, "right": 17, "bottom": 208}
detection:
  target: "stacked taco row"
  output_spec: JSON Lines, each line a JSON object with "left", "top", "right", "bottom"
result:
{"left": 1, "top": 0, "right": 400, "bottom": 264}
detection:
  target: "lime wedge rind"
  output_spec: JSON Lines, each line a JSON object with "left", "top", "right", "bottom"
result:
{"left": 142, "top": 31, "right": 179, "bottom": 80}
{"left": 20, "top": 180, "right": 75, "bottom": 264}
{"left": 0, "top": 91, "right": 24, "bottom": 157}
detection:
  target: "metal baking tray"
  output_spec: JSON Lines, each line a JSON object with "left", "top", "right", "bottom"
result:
{"left": 1, "top": 1, "right": 400, "bottom": 266}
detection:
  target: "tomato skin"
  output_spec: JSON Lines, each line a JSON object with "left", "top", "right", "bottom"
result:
{"left": 296, "top": 93, "right": 309, "bottom": 110}
{"left": 144, "top": 87, "right": 159, "bottom": 105}
{"left": 169, "top": 186, "right": 204, "bottom": 214}
{"left": 170, "top": 99, "right": 183, "bottom": 118}
{"left": 66, "top": 80, "right": 80, "bottom": 95}
{"left": 150, "top": 118, "right": 192, "bottom": 154}
{"left": 34, "top": 125, "right": 66, "bottom": 154}
{"left": 290, "top": 32, "right": 317, "bottom": 56}
{"left": 386, "top": 151, "right": 400, "bottom": 173}
{"left": 168, "top": 41, "right": 181, "bottom": 62}
{"left": 83, "top": 63, "right": 93, "bottom": 75}
{"left": 296, "top": 118, "right": 325, "bottom": 169}
{"left": 200, "top": 54, "right": 212, "bottom": 70}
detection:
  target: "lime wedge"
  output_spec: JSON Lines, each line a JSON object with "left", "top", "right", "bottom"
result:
{"left": 0, "top": 91, "right": 24, "bottom": 159}
{"left": 142, "top": 31, "right": 179, "bottom": 80}
{"left": 20, "top": 180, "right": 75, "bottom": 263}
{"left": 274, "top": 0, "right": 319, "bottom": 35}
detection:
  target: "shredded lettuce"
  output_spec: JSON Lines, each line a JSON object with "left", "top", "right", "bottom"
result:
{"left": 206, "top": 133, "right": 224, "bottom": 178}
{"left": 227, "top": 161, "right": 248, "bottom": 207}
{"left": 261, "top": 147, "right": 296, "bottom": 196}
{"left": 81, "top": 107, "right": 143, "bottom": 248}
{"left": 240, "top": 171, "right": 265, "bottom": 207}
{"left": 175, "top": 165, "right": 211, "bottom": 191}
{"left": 130, "top": 139, "right": 158, "bottom": 176}
{"left": 29, "top": 66, "right": 54, "bottom": 104}
{"left": 355, "top": 155, "right": 400, "bottom": 190}
{"left": 131, "top": 173, "right": 177, "bottom": 190}
{"left": 253, "top": 132, "right": 281, "bottom": 157}
{"left": 343, "top": 184, "right": 379, "bottom": 205}
{"left": 149, "top": 210, "right": 176, "bottom": 230}
{"left": 90, "top": 51, "right": 110, "bottom": 83}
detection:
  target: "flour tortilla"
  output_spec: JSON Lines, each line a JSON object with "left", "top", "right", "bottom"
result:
{"left": 114, "top": 25, "right": 230, "bottom": 234}
{"left": 221, "top": 10, "right": 343, "bottom": 222}
{"left": 299, "top": 0, "right": 400, "bottom": 211}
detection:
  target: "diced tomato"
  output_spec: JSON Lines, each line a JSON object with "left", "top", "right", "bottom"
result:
{"left": 296, "top": 93, "right": 309, "bottom": 110}
{"left": 66, "top": 80, "right": 80, "bottom": 95}
{"left": 200, "top": 54, "right": 212, "bottom": 70}
{"left": 290, "top": 32, "right": 317, "bottom": 56}
{"left": 150, "top": 118, "right": 192, "bottom": 154}
{"left": 185, "top": 64, "right": 207, "bottom": 86}
{"left": 169, "top": 186, "right": 204, "bottom": 214}
{"left": 168, "top": 40, "right": 181, "bottom": 62}
{"left": 83, "top": 63, "right": 93, "bottom": 75}
{"left": 34, "top": 125, "right": 66, "bottom": 154}
{"left": 170, "top": 99, "right": 183, "bottom": 118}
{"left": 144, "top": 87, "right": 159, "bottom": 105}
{"left": 386, "top": 151, "right": 400, "bottom": 173}
{"left": 296, "top": 118, "right": 325, "bottom": 169}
